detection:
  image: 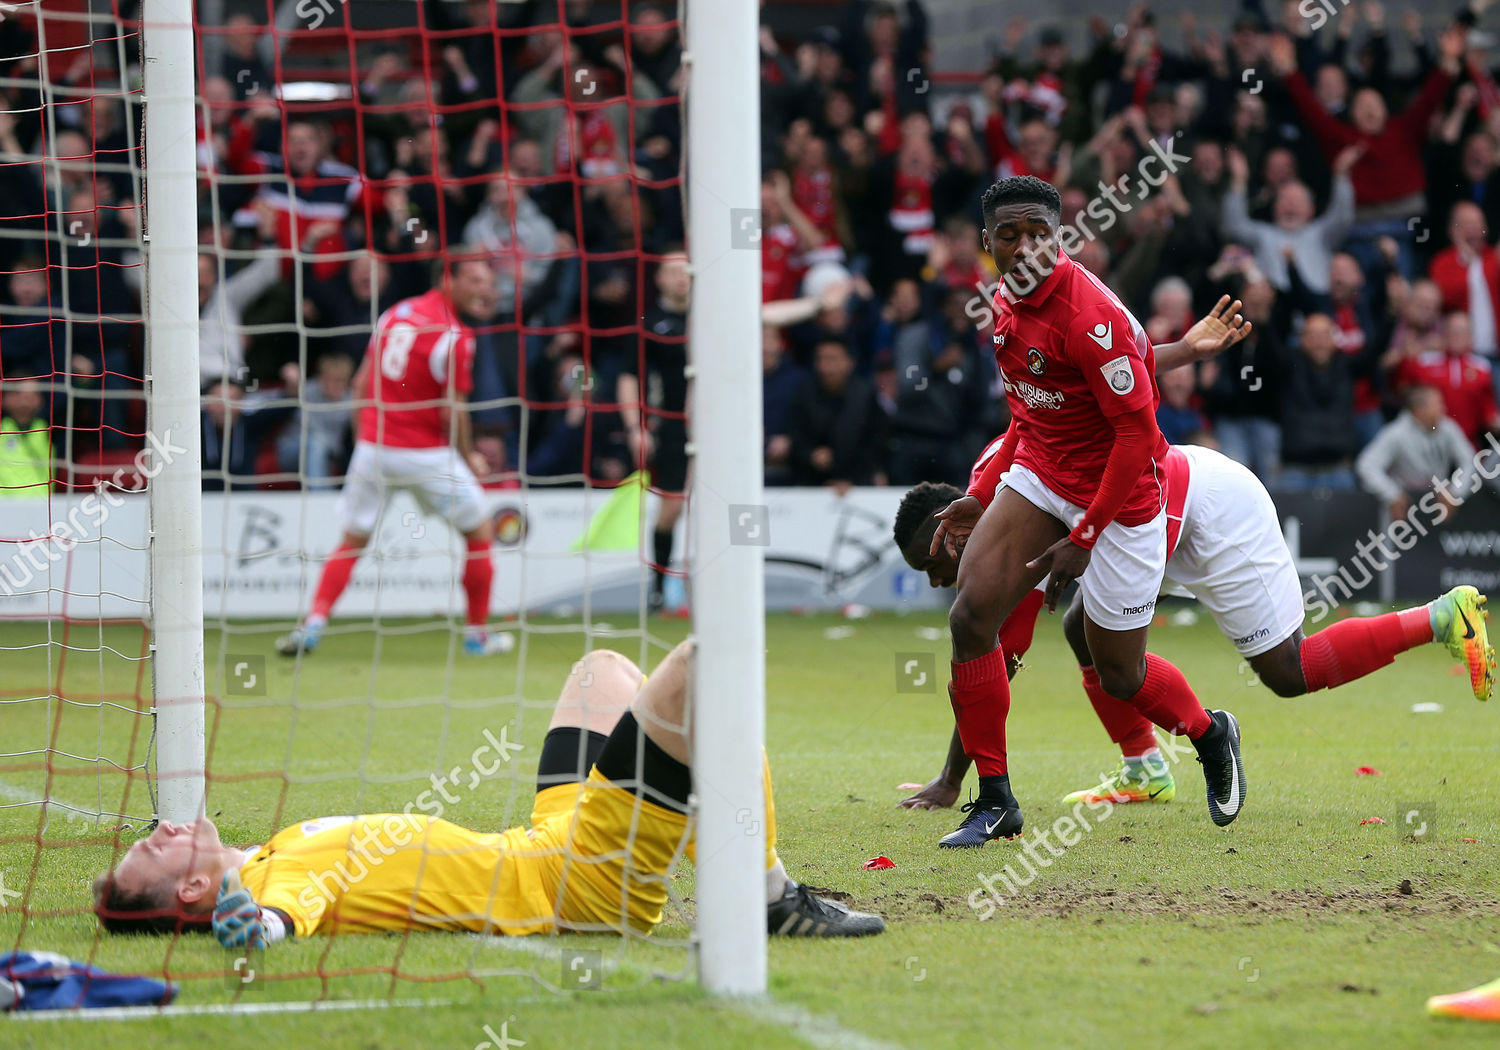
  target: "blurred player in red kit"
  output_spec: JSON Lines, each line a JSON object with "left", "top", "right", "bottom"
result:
{"left": 277, "top": 253, "right": 512, "bottom": 657}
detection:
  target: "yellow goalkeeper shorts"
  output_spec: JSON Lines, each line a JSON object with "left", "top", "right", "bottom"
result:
{"left": 509, "top": 768, "right": 690, "bottom": 934}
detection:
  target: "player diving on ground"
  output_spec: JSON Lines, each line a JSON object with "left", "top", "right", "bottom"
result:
{"left": 894, "top": 439, "right": 1495, "bottom": 812}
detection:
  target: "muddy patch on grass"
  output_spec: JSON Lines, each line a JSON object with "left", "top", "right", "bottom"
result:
{"left": 864, "top": 879, "right": 1500, "bottom": 923}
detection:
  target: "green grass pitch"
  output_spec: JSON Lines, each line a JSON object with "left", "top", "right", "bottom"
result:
{"left": 1, "top": 609, "right": 1497, "bottom": 1049}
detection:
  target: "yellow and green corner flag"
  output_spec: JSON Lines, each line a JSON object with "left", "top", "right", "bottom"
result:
{"left": 571, "top": 470, "right": 650, "bottom": 551}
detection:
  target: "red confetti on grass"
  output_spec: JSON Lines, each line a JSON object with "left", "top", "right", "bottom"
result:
{"left": 1359, "top": 817, "right": 1387, "bottom": 825}
{"left": 896, "top": 783, "right": 924, "bottom": 791}
{"left": 1355, "top": 766, "right": 1382, "bottom": 776}
{"left": 1463, "top": 838, "right": 1478, "bottom": 843}
{"left": 862, "top": 856, "right": 895, "bottom": 870}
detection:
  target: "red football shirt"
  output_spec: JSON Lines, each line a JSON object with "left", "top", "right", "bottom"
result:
{"left": 761, "top": 222, "right": 804, "bottom": 303}
{"left": 357, "top": 288, "right": 475, "bottom": 450}
{"left": 968, "top": 433, "right": 1009, "bottom": 491}
{"left": 991, "top": 251, "right": 1167, "bottom": 526}
{"left": 1395, "top": 351, "right": 1497, "bottom": 443}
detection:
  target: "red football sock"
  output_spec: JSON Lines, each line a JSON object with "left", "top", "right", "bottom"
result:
{"left": 462, "top": 536, "right": 494, "bottom": 627}
{"left": 997, "top": 589, "right": 1046, "bottom": 662}
{"left": 1299, "top": 608, "right": 1431, "bottom": 692}
{"left": 310, "top": 543, "right": 361, "bottom": 619}
{"left": 950, "top": 646, "right": 1011, "bottom": 777}
{"left": 1081, "top": 665, "right": 1158, "bottom": 758}
{"left": 1123, "top": 654, "right": 1213, "bottom": 739}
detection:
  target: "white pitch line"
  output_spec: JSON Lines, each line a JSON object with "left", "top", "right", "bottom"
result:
{"left": 469, "top": 935, "right": 908, "bottom": 1050}
{"left": 8, "top": 997, "right": 453, "bottom": 1022}
{"left": 726, "top": 999, "right": 910, "bottom": 1050}
{"left": 0, "top": 779, "right": 98, "bottom": 816}
{"left": 6, "top": 925, "right": 902, "bottom": 1045}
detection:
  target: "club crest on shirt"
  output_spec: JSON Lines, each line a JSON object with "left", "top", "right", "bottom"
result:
{"left": 1099, "top": 354, "right": 1135, "bottom": 396}
{"left": 1026, "top": 347, "right": 1047, "bottom": 375}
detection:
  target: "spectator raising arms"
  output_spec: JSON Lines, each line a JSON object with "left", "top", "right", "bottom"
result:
{"left": 1268, "top": 26, "right": 1465, "bottom": 277}
{"left": 14, "top": 3, "right": 1500, "bottom": 530}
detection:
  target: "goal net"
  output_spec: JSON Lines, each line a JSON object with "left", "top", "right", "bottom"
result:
{"left": 0, "top": 0, "right": 765, "bottom": 1012}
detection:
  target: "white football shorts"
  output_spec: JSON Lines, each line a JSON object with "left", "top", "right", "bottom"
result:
{"left": 336, "top": 441, "right": 487, "bottom": 537}
{"left": 1164, "top": 444, "right": 1305, "bottom": 657}
{"left": 1003, "top": 462, "right": 1166, "bottom": 631}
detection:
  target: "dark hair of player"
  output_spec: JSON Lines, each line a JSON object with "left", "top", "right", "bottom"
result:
{"left": 980, "top": 175, "right": 1062, "bottom": 226}
{"left": 437, "top": 246, "right": 492, "bottom": 283}
{"left": 91, "top": 872, "right": 211, "bottom": 935}
{"left": 893, "top": 480, "right": 964, "bottom": 551}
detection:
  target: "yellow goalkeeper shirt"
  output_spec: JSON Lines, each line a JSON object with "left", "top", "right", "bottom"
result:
{"left": 237, "top": 781, "right": 691, "bottom": 938}
{"left": 237, "top": 813, "right": 559, "bottom": 937}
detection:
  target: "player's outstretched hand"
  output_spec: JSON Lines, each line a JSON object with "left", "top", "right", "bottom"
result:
{"left": 1180, "top": 295, "right": 1252, "bottom": 363}
{"left": 930, "top": 495, "right": 984, "bottom": 560}
{"left": 212, "top": 870, "right": 264, "bottom": 951}
{"left": 1027, "top": 537, "right": 1092, "bottom": 612}
{"left": 897, "top": 775, "right": 961, "bottom": 810}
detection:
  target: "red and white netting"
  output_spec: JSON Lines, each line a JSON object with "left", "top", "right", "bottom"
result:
{"left": 0, "top": 0, "right": 692, "bottom": 1010}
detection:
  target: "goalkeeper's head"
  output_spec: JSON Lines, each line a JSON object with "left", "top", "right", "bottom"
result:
{"left": 92, "top": 818, "right": 243, "bottom": 934}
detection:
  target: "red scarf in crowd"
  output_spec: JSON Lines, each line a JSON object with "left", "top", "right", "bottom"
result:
{"left": 556, "top": 110, "right": 621, "bottom": 178}
{"left": 794, "top": 167, "right": 836, "bottom": 237}
{"left": 1131, "top": 45, "right": 1162, "bottom": 108}
{"left": 889, "top": 169, "right": 934, "bottom": 255}
{"left": 1469, "top": 56, "right": 1500, "bottom": 117}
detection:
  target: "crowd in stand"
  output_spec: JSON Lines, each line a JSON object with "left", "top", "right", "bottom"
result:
{"left": 1, "top": 0, "right": 1500, "bottom": 517}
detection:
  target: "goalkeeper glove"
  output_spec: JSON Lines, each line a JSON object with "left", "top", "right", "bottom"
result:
{"left": 212, "top": 869, "right": 264, "bottom": 950}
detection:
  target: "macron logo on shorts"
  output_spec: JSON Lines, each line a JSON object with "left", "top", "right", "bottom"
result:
{"left": 1121, "top": 600, "right": 1156, "bottom": 616}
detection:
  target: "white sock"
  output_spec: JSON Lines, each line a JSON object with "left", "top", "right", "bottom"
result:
{"left": 765, "top": 860, "right": 788, "bottom": 904}
{"left": 1125, "top": 748, "right": 1168, "bottom": 779}
{"left": 305, "top": 614, "right": 327, "bottom": 630}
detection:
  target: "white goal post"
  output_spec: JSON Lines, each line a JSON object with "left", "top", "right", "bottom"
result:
{"left": 685, "top": 0, "right": 768, "bottom": 997}
{"left": 142, "top": 0, "right": 206, "bottom": 825}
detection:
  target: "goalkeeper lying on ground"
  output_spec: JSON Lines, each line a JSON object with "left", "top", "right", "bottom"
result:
{"left": 93, "top": 642, "right": 883, "bottom": 944}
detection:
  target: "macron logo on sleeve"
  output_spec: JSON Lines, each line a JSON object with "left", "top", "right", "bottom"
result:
{"left": 1085, "top": 321, "right": 1113, "bottom": 351}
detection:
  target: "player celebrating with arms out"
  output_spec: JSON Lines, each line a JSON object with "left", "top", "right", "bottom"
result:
{"left": 277, "top": 252, "right": 512, "bottom": 657}
{"left": 895, "top": 434, "right": 1494, "bottom": 811}
{"left": 893, "top": 295, "right": 1262, "bottom": 811}
{"left": 930, "top": 175, "right": 1244, "bottom": 848}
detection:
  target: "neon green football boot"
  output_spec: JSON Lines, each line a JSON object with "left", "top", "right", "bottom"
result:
{"left": 1427, "top": 975, "right": 1500, "bottom": 1022}
{"left": 1061, "top": 757, "right": 1175, "bottom": 805}
{"left": 1430, "top": 585, "right": 1496, "bottom": 702}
